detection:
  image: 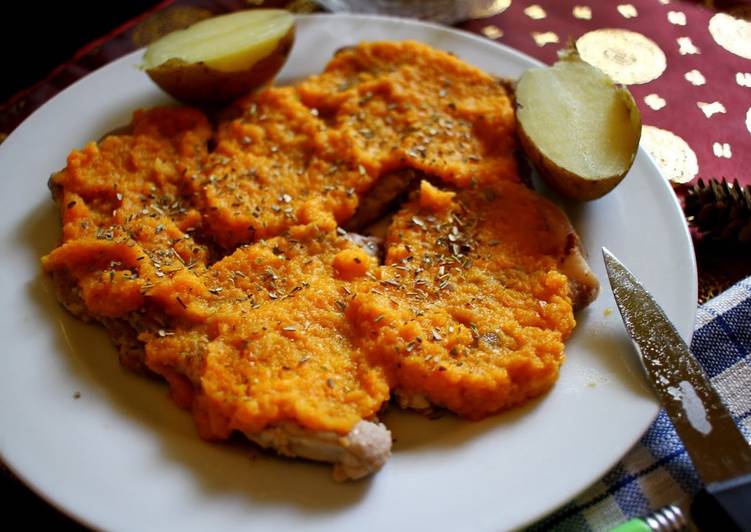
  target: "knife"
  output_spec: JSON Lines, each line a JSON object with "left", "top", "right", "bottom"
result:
{"left": 603, "top": 248, "right": 751, "bottom": 532}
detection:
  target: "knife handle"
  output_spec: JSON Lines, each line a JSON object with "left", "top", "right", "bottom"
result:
{"left": 609, "top": 505, "right": 686, "bottom": 532}
{"left": 692, "top": 473, "right": 751, "bottom": 531}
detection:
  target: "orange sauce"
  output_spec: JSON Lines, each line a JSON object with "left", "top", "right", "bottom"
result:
{"left": 42, "top": 41, "right": 575, "bottom": 438}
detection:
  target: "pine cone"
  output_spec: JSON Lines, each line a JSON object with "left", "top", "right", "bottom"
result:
{"left": 684, "top": 178, "right": 751, "bottom": 245}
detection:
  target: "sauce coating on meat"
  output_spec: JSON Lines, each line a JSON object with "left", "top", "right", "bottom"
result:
{"left": 349, "top": 181, "right": 575, "bottom": 418}
{"left": 143, "top": 219, "right": 391, "bottom": 437}
{"left": 42, "top": 42, "right": 596, "bottom": 471}
{"left": 202, "top": 41, "right": 518, "bottom": 249}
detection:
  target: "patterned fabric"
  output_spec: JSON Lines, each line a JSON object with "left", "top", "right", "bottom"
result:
{"left": 461, "top": 1, "right": 751, "bottom": 190}
{"left": 530, "top": 276, "right": 751, "bottom": 530}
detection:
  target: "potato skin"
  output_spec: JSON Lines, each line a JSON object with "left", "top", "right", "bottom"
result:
{"left": 146, "top": 27, "right": 294, "bottom": 106}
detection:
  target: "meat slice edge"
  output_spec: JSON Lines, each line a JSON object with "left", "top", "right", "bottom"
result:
{"left": 248, "top": 419, "right": 392, "bottom": 481}
{"left": 535, "top": 200, "right": 600, "bottom": 311}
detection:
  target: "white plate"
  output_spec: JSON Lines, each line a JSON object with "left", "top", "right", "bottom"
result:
{"left": 0, "top": 14, "right": 696, "bottom": 532}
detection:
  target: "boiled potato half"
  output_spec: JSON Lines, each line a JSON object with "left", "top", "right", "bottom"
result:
{"left": 516, "top": 51, "right": 641, "bottom": 201}
{"left": 142, "top": 9, "right": 295, "bottom": 105}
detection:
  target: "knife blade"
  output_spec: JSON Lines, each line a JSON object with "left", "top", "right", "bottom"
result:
{"left": 603, "top": 247, "right": 751, "bottom": 531}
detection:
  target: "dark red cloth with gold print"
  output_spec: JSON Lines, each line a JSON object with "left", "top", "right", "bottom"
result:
{"left": 462, "top": 2, "right": 751, "bottom": 189}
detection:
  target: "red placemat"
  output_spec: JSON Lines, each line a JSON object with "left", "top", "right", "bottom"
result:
{"left": 462, "top": 1, "right": 751, "bottom": 189}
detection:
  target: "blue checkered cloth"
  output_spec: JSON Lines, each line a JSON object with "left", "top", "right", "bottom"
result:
{"left": 531, "top": 276, "right": 751, "bottom": 531}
